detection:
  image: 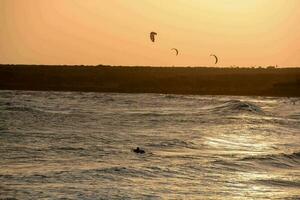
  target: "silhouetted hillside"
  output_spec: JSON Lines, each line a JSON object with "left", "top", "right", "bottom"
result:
{"left": 0, "top": 65, "right": 299, "bottom": 97}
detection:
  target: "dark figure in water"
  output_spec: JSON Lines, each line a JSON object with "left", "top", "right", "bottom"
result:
{"left": 133, "top": 147, "right": 145, "bottom": 154}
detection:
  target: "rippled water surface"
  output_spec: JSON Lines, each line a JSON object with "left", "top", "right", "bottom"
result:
{"left": 0, "top": 90, "right": 299, "bottom": 199}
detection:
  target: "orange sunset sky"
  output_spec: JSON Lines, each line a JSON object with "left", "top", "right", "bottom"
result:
{"left": 1, "top": 0, "right": 300, "bottom": 67}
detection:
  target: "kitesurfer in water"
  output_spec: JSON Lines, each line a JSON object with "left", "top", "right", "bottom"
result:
{"left": 133, "top": 147, "right": 145, "bottom": 154}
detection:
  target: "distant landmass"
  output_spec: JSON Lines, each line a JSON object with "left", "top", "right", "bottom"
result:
{"left": 0, "top": 65, "right": 299, "bottom": 97}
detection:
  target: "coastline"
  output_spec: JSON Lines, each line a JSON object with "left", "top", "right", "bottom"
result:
{"left": 0, "top": 65, "right": 299, "bottom": 97}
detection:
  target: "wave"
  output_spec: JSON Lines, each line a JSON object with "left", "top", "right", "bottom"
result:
{"left": 164, "top": 94, "right": 178, "bottom": 99}
{"left": 254, "top": 179, "right": 300, "bottom": 188}
{"left": 288, "top": 113, "right": 300, "bottom": 120}
{"left": 82, "top": 166, "right": 158, "bottom": 179}
{"left": 240, "top": 151, "right": 300, "bottom": 168}
{"left": 4, "top": 106, "right": 44, "bottom": 113}
{"left": 128, "top": 111, "right": 186, "bottom": 117}
{"left": 163, "top": 94, "right": 201, "bottom": 101}
{"left": 147, "top": 139, "right": 194, "bottom": 149}
{"left": 55, "top": 147, "right": 86, "bottom": 151}
{"left": 212, "top": 152, "right": 300, "bottom": 172}
{"left": 211, "top": 159, "right": 250, "bottom": 172}
{"left": 209, "top": 100, "right": 264, "bottom": 115}
{"left": 4, "top": 105, "right": 71, "bottom": 115}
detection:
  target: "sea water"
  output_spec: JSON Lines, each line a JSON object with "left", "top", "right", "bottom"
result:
{"left": 0, "top": 90, "right": 299, "bottom": 199}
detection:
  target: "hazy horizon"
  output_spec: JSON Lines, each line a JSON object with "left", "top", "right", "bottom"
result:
{"left": 0, "top": 63, "right": 298, "bottom": 68}
{"left": 1, "top": 0, "right": 300, "bottom": 67}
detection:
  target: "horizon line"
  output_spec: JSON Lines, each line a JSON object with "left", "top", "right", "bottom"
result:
{"left": 1, "top": 64, "right": 299, "bottom": 69}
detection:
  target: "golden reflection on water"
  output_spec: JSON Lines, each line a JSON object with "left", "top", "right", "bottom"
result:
{"left": 229, "top": 170, "right": 300, "bottom": 199}
{"left": 199, "top": 121, "right": 300, "bottom": 199}
{"left": 203, "top": 124, "right": 277, "bottom": 155}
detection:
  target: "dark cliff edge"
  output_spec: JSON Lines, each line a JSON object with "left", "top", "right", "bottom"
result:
{"left": 0, "top": 65, "right": 299, "bottom": 97}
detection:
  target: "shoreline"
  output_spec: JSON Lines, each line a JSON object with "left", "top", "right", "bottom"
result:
{"left": 1, "top": 65, "right": 299, "bottom": 97}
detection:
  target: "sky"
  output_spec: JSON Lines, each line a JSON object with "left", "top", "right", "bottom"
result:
{"left": 0, "top": 0, "right": 300, "bottom": 67}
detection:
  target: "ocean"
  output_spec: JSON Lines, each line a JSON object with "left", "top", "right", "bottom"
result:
{"left": 0, "top": 90, "right": 299, "bottom": 199}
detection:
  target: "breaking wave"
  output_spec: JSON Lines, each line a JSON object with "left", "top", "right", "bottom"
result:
{"left": 209, "top": 100, "right": 264, "bottom": 115}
